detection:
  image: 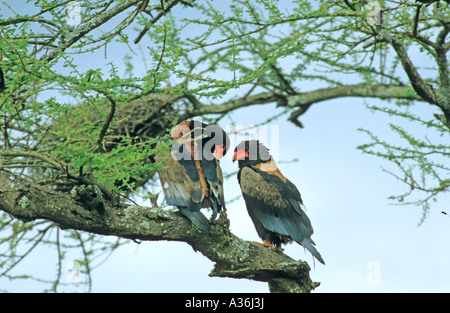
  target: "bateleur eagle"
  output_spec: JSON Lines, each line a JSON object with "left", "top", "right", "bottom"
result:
{"left": 155, "top": 120, "right": 229, "bottom": 232}
{"left": 233, "top": 140, "right": 324, "bottom": 264}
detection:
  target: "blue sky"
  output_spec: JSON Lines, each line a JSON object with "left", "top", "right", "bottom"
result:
{"left": 7, "top": 99, "right": 450, "bottom": 293}
{"left": 2, "top": 0, "right": 450, "bottom": 293}
{"left": 80, "top": 97, "right": 450, "bottom": 293}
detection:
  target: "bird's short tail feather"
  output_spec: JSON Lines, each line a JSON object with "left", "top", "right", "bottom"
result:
{"left": 179, "top": 207, "right": 211, "bottom": 232}
{"left": 301, "top": 239, "right": 325, "bottom": 265}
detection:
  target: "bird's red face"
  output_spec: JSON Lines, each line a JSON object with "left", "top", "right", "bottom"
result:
{"left": 169, "top": 120, "right": 230, "bottom": 163}
{"left": 232, "top": 148, "right": 249, "bottom": 162}
{"left": 233, "top": 140, "right": 273, "bottom": 167}
{"left": 213, "top": 145, "right": 227, "bottom": 160}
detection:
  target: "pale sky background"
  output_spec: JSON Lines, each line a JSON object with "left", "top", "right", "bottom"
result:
{"left": 2, "top": 1, "right": 450, "bottom": 293}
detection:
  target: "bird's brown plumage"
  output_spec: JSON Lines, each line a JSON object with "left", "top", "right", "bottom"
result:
{"left": 233, "top": 140, "right": 324, "bottom": 264}
{"left": 155, "top": 120, "right": 228, "bottom": 231}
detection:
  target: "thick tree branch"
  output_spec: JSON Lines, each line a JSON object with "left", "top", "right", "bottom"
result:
{"left": 285, "top": 84, "right": 421, "bottom": 107}
{"left": 185, "top": 84, "right": 421, "bottom": 127}
{"left": 284, "top": 84, "right": 422, "bottom": 127}
{"left": 378, "top": 26, "right": 450, "bottom": 128}
{"left": 0, "top": 170, "right": 318, "bottom": 293}
{"left": 193, "top": 92, "right": 280, "bottom": 115}
{"left": 434, "top": 23, "right": 450, "bottom": 105}
{"left": 379, "top": 30, "right": 443, "bottom": 107}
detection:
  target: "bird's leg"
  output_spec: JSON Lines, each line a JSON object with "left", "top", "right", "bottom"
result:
{"left": 217, "top": 210, "right": 231, "bottom": 240}
{"left": 253, "top": 239, "right": 277, "bottom": 250}
{"left": 218, "top": 210, "right": 230, "bottom": 227}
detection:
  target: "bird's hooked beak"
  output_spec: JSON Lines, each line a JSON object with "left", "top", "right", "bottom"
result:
{"left": 232, "top": 149, "right": 248, "bottom": 162}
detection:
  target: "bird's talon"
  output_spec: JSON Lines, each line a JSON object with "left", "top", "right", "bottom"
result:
{"left": 253, "top": 240, "right": 278, "bottom": 250}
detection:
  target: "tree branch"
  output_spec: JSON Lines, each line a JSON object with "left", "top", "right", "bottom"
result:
{"left": 185, "top": 84, "right": 421, "bottom": 127}
{"left": 285, "top": 84, "right": 421, "bottom": 107}
{"left": 42, "top": 0, "right": 142, "bottom": 62}
{"left": 134, "top": 0, "right": 182, "bottom": 44}
{"left": 379, "top": 29, "right": 440, "bottom": 106}
{"left": 0, "top": 169, "right": 318, "bottom": 293}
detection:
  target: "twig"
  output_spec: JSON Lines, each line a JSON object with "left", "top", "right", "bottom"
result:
{"left": 344, "top": 0, "right": 356, "bottom": 11}
{"left": 151, "top": 24, "right": 167, "bottom": 92}
{"left": 413, "top": 4, "right": 422, "bottom": 37}
{"left": 134, "top": 0, "right": 180, "bottom": 44}
{"left": 0, "top": 150, "right": 67, "bottom": 171}
{"left": 95, "top": 92, "right": 116, "bottom": 152}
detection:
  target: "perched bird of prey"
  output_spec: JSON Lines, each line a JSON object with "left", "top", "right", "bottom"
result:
{"left": 155, "top": 120, "right": 229, "bottom": 232}
{"left": 233, "top": 140, "right": 324, "bottom": 264}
